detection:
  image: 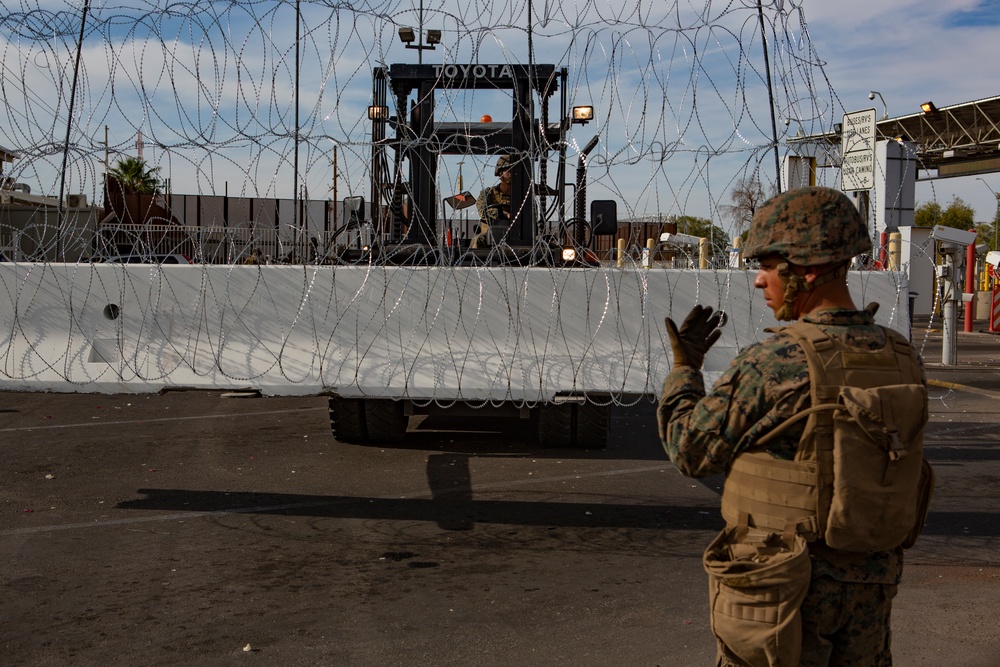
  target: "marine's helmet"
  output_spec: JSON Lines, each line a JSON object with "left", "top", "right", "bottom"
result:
{"left": 495, "top": 155, "right": 511, "bottom": 176}
{"left": 743, "top": 186, "right": 871, "bottom": 266}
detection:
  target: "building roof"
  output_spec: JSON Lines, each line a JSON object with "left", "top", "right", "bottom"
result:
{"left": 792, "top": 95, "right": 1000, "bottom": 180}
{"left": 877, "top": 95, "right": 1000, "bottom": 176}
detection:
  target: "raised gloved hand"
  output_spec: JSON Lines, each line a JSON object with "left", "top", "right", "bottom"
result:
{"left": 665, "top": 305, "right": 727, "bottom": 369}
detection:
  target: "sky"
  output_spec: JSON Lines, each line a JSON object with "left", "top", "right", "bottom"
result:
{"left": 1, "top": 0, "right": 998, "bottom": 230}
{"left": 797, "top": 0, "right": 1000, "bottom": 221}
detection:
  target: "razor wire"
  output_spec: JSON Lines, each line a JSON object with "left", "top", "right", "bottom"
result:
{"left": 0, "top": 0, "right": 924, "bottom": 400}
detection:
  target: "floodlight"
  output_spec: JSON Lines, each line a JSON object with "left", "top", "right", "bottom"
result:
{"left": 398, "top": 27, "right": 415, "bottom": 44}
{"left": 660, "top": 232, "right": 703, "bottom": 247}
{"left": 571, "top": 105, "right": 594, "bottom": 124}
{"left": 921, "top": 101, "right": 938, "bottom": 114}
{"left": 367, "top": 105, "right": 389, "bottom": 121}
{"left": 426, "top": 29, "right": 441, "bottom": 45}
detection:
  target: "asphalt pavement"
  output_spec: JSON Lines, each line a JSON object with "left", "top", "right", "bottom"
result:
{"left": 1, "top": 317, "right": 998, "bottom": 666}
{"left": 892, "top": 317, "right": 1000, "bottom": 666}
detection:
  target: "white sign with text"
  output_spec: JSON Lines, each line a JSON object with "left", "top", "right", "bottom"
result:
{"left": 841, "top": 108, "right": 877, "bottom": 191}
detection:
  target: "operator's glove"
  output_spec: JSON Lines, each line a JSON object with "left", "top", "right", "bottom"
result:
{"left": 665, "top": 305, "right": 727, "bottom": 369}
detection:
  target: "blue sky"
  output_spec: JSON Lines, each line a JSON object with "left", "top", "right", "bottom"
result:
{"left": 801, "top": 0, "right": 1000, "bottom": 221}
{"left": 947, "top": 0, "right": 1000, "bottom": 27}
{"left": 1, "top": 0, "right": 998, "bottom": 230}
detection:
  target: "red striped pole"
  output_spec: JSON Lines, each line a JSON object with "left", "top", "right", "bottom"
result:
{"left": 991, "top": 283, "right": 1000, "bottom": 333}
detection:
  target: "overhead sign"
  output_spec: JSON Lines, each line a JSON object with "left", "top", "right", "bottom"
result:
{"left": 841, "top": 108, "right": 877, "bottom": 191}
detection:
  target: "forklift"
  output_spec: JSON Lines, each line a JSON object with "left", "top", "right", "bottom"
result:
{"left": 328, "top": 62, "right": 619, "bottom": 448}
{"left": 343, "top": 62, "right": 617, "bottom": 265}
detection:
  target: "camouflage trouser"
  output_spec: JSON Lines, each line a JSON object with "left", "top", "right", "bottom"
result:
{"left": 716, "top": 575, "right": 897, "bottom": 667}
{"left": 798, "top": 575, "right": 897, "bottom": 667}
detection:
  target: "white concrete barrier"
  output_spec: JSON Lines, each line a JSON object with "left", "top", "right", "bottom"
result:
{"left": 0, "top": 263, "right": 909, "bottom": 399}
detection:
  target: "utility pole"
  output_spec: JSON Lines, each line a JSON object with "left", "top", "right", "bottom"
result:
{"left": 102, "top": 126, "right": 109, "bottom": 180}
{"left": 332, "top": 145, "right": 338, "bottom": 233}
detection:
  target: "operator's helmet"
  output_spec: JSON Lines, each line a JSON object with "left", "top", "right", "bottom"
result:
{"left": 495, "top": 155, "right": 511, "bottom": 176}
{"left": 743, "top": 186, "right": 871, "bottom": 266}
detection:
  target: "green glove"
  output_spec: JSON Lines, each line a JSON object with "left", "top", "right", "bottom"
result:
{"left": 665, "top": 305, "right": 727, "bottom": 368}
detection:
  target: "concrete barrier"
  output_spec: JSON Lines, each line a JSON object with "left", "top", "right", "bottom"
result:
{"left": 0, "top": 263, "right": 910, "bottom": 398}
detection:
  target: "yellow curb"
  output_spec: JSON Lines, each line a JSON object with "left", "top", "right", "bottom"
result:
{"left": 928, "top": 378, "right": 1000, "bottom": 400}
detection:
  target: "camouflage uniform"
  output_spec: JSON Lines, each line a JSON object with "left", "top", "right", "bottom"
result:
{"left": 478, "top": 154, "right": 513, "bottom": 226}
{"left": 658, "top": 187, "right": 923, "bottom": 666}
{"left": 476, "top": 184, "right": 511, "bottom": 225}
{"left": 658, "top": 308, "right": 918, "bottom": 665}
{"left": 473, "top": 156, "right": 513, "bottom": 248}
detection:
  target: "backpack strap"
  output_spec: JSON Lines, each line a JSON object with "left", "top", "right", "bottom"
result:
{"left": 775, "top": 321, "right": 842, "bottom": 464}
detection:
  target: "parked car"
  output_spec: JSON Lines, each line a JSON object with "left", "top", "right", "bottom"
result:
{"left": 101, "top": 253, "right": 193, "bottom": 264}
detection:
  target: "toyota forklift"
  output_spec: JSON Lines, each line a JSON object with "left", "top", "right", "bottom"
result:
{"left": 328, "top": 61, "right": 619, "bottom": 448}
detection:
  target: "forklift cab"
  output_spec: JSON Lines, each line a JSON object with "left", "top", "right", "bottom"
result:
{"left": 364, "top": 62, "right": 615, "bottom": 264}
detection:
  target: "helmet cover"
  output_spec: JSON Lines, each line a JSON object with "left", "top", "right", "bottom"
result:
{"left": 744, "top": 186, "right": 871, "bottom": 266}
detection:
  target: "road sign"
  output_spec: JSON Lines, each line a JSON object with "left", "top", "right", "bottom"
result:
{"left": 841, "top": 108, "right": 877, "bottom": 191}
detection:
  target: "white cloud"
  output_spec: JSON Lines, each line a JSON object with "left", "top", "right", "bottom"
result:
{"left": 2, "top": 0, "right": 998, "bottom": 224}
{"left": 800, "top": 0, "right": 1000, "bottom": 218}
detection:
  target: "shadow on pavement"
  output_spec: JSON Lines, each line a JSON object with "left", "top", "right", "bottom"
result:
{"left": 116, "top": 486, "right": 726, "bottom": 533}
{"left": 115, "top": 487, "right": 1000, "bottom": 538}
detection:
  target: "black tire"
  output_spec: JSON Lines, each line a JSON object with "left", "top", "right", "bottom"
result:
{"left": 536, "top": 402, "right": 609, "bottom": 450}
{"left": 364, "top": 399, "right": 407, "bottom": 443}
{"left": 329, "top": 397, "right": 407, "bottom": 444}
{"left": 329, "top": 395, "right": 367, "bottom": 443}
{"left": 537, "top": 403, "right": 574, "bottom": 448}
{"left": 575, "top": 402, "right": 609, "bottom": 450}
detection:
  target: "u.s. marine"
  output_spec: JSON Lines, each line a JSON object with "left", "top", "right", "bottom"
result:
{"left": 658, "top": 186, "right": 930, "bottom": 667}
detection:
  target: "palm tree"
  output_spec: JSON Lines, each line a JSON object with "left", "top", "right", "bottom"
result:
{"left": 107, "top": 156, "right": 161, "bottom": 194}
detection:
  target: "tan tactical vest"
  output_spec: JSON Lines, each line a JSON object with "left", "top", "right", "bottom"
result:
{"left": 720, "top": 321, "right": 931, "bottom": 553}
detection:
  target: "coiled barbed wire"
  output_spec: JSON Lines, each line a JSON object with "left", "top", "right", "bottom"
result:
{"left": 0, "top": 1, "right": 924, "bottom": 401}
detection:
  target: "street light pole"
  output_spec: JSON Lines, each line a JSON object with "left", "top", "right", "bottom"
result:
{"left": 976, "top": 177, "right": 1000, "bottom": 250}
{"left": 416, "top": 0, "right": 425, "bottom": 64}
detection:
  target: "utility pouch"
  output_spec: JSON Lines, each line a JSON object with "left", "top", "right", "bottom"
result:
{"left": 744, "top": 322, "right": 934, "bottom": 554}
{"left": 703, "top": 526, "right": 811, "bottom": 667}
{"left": 825, "top": 383, "right": 928, "bottom": 552}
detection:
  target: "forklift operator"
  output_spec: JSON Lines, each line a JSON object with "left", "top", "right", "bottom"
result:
{"left": 473, "top": 155, "right": 512, "bottom": 247}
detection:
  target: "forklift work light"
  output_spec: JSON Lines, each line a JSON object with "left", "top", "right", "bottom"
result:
{"left": 561, "top": 247, "right": 577, "bottom": 262}
{"left": 571, "top": 106, "right": 594, "bottom": 124}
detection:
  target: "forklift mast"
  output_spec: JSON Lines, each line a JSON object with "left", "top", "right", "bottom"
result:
{"left": 369, "top": 63, "right": 568, "bottom": 250}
